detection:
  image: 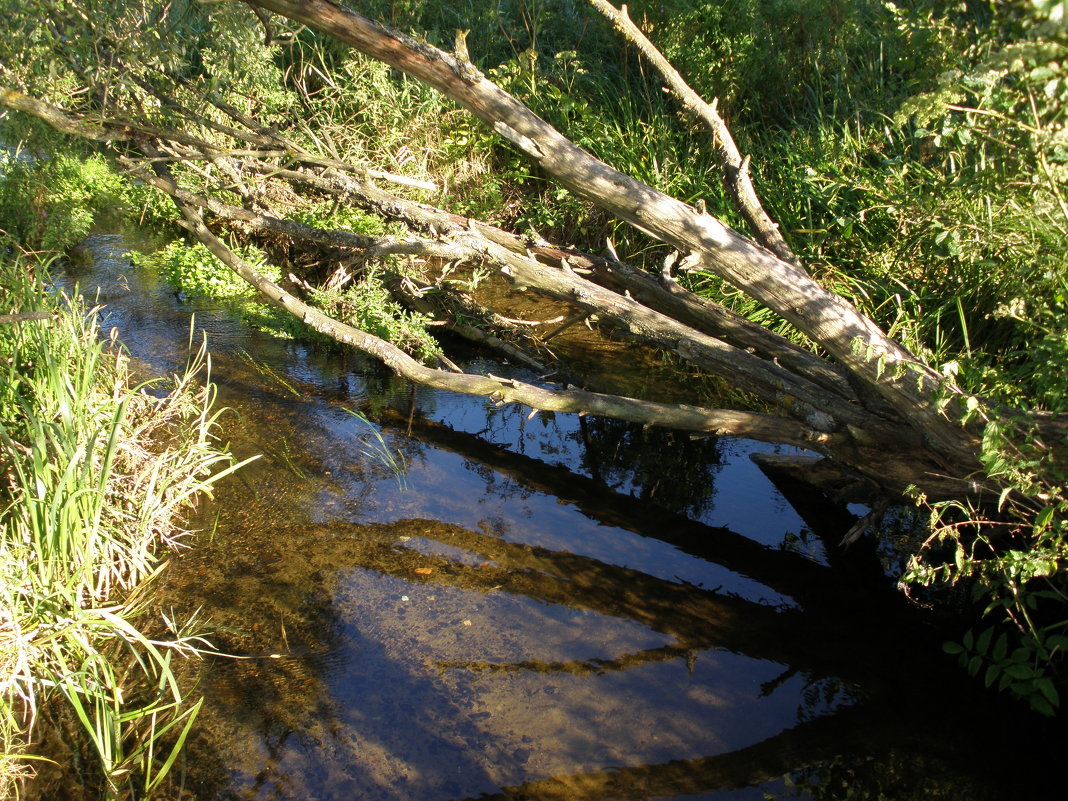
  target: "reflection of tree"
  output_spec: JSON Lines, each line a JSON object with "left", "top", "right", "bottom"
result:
{"left": 374, "top": 520, "right": 1047, "bottom": 801}
{"left": 358, "top": 521, "right": 1050, "bottom": 801}
{"left": 378, "top": 409, "right": 889, "bottom": 611}
{"left": 170, "top": 506, "right": 1053, "bottom": 801}
{"left": 446, "top": 700, "right": 1007, "bottom": 801}
{"left": 169, "top": 400, "right": 1049, "bottom": 801}
{"left": 372, "top": 385, "right": 723, "bottom": 517}
{"left": 577, "top": 416, "right": 722, "bottom": 517}
{"left": 436, "top": 643, "right": 693, "bottom": 678}
{"left": 375, "top": 520, "right": 887, "bottom": 690}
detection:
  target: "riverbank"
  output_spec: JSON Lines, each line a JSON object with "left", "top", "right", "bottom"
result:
{"left": 0, "top": 245, "right": 243, "bottom": 799}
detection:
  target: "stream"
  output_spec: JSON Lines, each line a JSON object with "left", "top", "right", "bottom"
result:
{"left": 62, "top": 227, "right": 1064, "bottom": 800}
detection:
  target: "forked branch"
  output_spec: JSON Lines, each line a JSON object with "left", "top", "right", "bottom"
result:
{"left": 585, "top": 0, "right": 802, "bottom": 270}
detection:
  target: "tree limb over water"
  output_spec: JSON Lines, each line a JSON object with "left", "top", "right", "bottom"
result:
{"left": 1, "top": 0, "right": 1061, "bottom": 504}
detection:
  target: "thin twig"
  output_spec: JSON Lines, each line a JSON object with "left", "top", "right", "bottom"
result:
{"left": 584, "top": 0, "right": 803, "bottom": 271}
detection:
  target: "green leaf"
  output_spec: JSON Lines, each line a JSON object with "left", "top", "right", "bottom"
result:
{"left": 943, "top": 641, "right": 965, "bottom": 655}
{"left": 984, "top": 663, "right": 1000, "bottom": 688}
{"left": 1043, "top": 634, "right": 1068, "bottom": 652}
{"left": 976, "top": 627, "right": 993, "bottom": 656}
{"left": 967, "top": 654, "right": 983, "bottom": 676}
{"left": 992, "top": 633, "right": 1008, "bottom": 662}
{"left": 1004, "top": 663, "right": 1035, "bottom": 680}
{"left": 1011, "top": 646, "right": 1031, "bottom": 662}
{"left": 1030, "top": 695, "right": 1055, "bottom": 717}
{"left": 1034, "top": 505, "right": 1055, "bottom": 532}
{"left": 1036, "top": 677, "right": 1060, "bottom": 708}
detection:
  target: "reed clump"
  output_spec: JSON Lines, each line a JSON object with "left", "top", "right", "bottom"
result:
{"left": 0, "top": 248, "right": 245, "bottom": 799}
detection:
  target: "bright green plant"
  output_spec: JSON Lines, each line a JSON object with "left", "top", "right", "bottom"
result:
{"left": 132, "top": 240, "right": 281, "bottom": 299}
{"left": 0, "top": 251, "right": 250, "bottom": 797}
{"left": 286, "top": 202, "right": 390, "bottom": 236}
{"left": 310, "top": 270, "right": 443, "bottom": 363}
{"left": 0, "top": 151, "right": 126, "bottom": 252}
{"left": 131, "top": 240, "right": 324, "bottom": 339}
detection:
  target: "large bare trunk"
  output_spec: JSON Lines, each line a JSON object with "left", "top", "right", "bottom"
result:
{"left": 4, "top": 0, "right": 1040, "bottom": 503}
{"left": 245, "top": 0, "right": 981, "bottom": 468}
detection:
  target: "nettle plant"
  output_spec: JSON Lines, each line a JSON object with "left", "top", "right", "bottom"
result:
{"left": 309, "top": 270, "right": 443, "bottom": 364}
{"left": 906, "top": 406, "right": 1068, "bottom": 716}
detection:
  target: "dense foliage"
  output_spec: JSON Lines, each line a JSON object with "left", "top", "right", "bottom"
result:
{"left": 0, "top": 240, "right": 241, "bottom": 797}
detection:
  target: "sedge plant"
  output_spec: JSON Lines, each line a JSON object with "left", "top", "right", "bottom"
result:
{"left": 0, "top": 250, "right": 250, "bottom": 798}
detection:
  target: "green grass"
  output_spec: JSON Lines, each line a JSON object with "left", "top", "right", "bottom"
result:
{"left": 0, "top": 249, "right": 249, "bottom": 798}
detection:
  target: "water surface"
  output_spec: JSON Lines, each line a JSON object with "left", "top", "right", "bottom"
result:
{"left": 64, "top": 230, "right": 1063, "bottom": 801}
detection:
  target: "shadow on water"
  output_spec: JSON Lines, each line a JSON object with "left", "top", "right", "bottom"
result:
{"left": 62, "top": 227, "right": 1065, "bottom": 800}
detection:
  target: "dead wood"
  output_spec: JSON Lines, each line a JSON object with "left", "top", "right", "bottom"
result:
{"left": 244, "top": 0, "right": 980, "bottom": 473}
{"left": 0, "top": 312, "right": 54, "bottom": 325}
{"left": 169, "top": 189, "right": 834, "bottom": 451}
{"left": 5, "top": 0, "right": 1047, "bottom": 502}
{"left": 585, "top": 0, "right": 802, "bottom": 270}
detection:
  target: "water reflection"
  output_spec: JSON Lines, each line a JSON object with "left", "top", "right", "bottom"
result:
{"left": 64, "top": 229, "right": 1060, "bottom": 801}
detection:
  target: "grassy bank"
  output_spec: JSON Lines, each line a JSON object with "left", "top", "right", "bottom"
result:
{"left": 0, "top": 245, "right": 244, "bottom": 798}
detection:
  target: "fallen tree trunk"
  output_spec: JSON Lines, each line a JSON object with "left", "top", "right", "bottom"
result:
{"left": 244, "top": 0, "right": 981, "bottom": 468}
{"left": 5, "top": 0, "right": 1057, "bottom": 504}
{"left": 0, "top": 90, "right": 967, "bottom": 499}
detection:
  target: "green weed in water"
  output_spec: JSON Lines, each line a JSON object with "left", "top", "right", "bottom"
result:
{"left": 344, "top": 409, "right": 409, "bottom": 488}
{"left": 132, "top": 240, "right": 281, "bottom": 300}
{"left": 0, "top": 251, "right": 253, "bottom": 797}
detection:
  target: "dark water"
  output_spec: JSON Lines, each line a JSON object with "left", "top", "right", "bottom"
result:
{"left": 66, "top": 231, "right": 1063, "bottom": 801}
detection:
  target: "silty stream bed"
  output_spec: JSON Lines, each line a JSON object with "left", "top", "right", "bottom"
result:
{"left": 57, "top": 229, "right": 1065, "bottom": 800}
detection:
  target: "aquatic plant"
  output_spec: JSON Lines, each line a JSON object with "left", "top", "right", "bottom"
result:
{"left": 344, "top": 408, "right": 409, "bottom": 488}
{"left": 0, "top": 248, "right": 249, "bottom": 798}
{"left": 132, "top": 240, "right": 281, "bottom": 300}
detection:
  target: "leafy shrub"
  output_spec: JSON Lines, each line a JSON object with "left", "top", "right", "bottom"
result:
{"left": 310, "top": 271, "right": 442, "bottom": 363}
{"left": 0, "top": 151, "right": 126, "bottom": 251}
{"left": 906, "top": 411, "right": 1068, "bottom": 715}
{"left": 286, "top": 203, "right": 389, "bottom": 236}
{"left": 132, "top": 240, "right": 281, "bottom": 298}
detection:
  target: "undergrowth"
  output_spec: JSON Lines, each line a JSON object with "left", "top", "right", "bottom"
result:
{"left": 0, "top": 248, "right": 247, "bottom": 798}
{"left": 3, "top": 0, "right": 1065, "bottom": 717}
{"left": 0, "top": 150, "right": 127, "bottom": 252}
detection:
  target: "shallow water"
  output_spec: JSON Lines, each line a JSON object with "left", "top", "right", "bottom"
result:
{"left": 65, "top": 230, "right": 1063, "bottom": 800}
